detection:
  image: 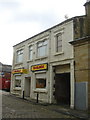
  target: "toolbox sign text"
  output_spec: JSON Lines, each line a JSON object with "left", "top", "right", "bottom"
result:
{"left": 31, "top": 63, "right": 48, "bottom": 72}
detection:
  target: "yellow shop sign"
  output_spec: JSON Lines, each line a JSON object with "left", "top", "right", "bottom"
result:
{"left": 31, "top": 63, "right": 48, "bottom": 72}
{"left": 12, "top": 69, "right": 28, "bottom": 74}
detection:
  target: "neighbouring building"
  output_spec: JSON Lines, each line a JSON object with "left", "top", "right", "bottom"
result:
{"left": 0, "top": 62, "right": 12, "bottom": 90}
{"left": 70, "top": 0, "right": 90, "bottom": 110}
{"left": 11, "top": 0, "right": 90, "bottom": 110}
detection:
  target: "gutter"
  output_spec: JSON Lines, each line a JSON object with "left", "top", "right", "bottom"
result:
{"left": 69, "top": 36, "right": 90, "bottom": 45}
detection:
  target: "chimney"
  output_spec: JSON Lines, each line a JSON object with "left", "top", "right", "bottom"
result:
{"left": 84, "top": 0, "right": 90, "bottom": 17}
{"left": 84, "top": 0, "right": 90, "bottom": 36}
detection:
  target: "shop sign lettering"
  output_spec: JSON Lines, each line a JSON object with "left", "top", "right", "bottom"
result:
{"left": 31, "top": 63, "right": 48, "bottom": 72}
{"left": 12, "top": 69, "right": 28, "bottom": 74}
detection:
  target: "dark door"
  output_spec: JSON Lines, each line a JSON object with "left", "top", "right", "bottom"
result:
{"left": 55, "top": 73, "right": 70, "bottom": 105}
{"left": 25, "top": 77, "right": 31, "bottom": 97}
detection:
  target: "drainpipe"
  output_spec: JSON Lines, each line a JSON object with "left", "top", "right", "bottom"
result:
{"left": 23, "top": 90, "right": 24, "bottom": 99}
{"left": 48, "top": 30, "right": 52, "bottom": 104}
{"left": 36, "top": 93, "right": 39, "bottom": 103}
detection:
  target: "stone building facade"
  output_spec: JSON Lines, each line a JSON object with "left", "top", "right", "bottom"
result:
{"left": 11, "top": 1, "right": 90, "bottom": 110}
{"left": 70, "top": 0, "right": 90, "bottom": 110}
{"left": 11, "top": 18, "right": 75, "bottom": 108}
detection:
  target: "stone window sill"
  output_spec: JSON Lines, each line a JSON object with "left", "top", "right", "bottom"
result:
{"left": 34, "top": 89, "right": 47, "bottom": 93}
{"left": 54, "top": 51, "right": 64, "bottom": 56}
{"left": 35, "top": 56, "right": 48, "bottom": 61}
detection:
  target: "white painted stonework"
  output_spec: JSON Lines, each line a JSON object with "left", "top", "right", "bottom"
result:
{"left": 10, "top": 14, "right": 77, "bottom": 109}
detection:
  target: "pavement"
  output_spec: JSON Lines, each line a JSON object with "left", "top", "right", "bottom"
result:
{"left": 10, "top": 93, "right": 89, "bottom": 119}
{"left": 23, "top": 97, "right": 89, "bottom": 120}
{"left": 1, "top": 90, "right": 90, "bottom": 119}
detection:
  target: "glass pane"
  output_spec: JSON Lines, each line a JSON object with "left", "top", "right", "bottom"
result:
{"left": 37, "top": 41, "right": 48, "bottom": 57}
{"left": 15, "top": 80, "right": 21, "bottom": 87}
{"left": 17, "top": 49, "right": 23, "bottom": 63}
{"left": 43, "top": 40, "right": 47, "bottom": 45}
{"left": 19, "top": 54, "right": 23, "bottom": 62}
{"left": 58, "top": 35, "right": 62, "bottom": 41}
{"left": 56, "top": 33, "right": 62, "bottom": 52}
{"left": 36, "top": 78, "right": 46, "bottom": 88}
{"left": 58, "top": 40, "right": 62, "bottom": 47}
{"left": 29, "top": 51, "right": 33, "bottom": 60}
{"left": 38, "top": 42, "right": 43, "bottom": 47}
{"left": 29, "top": 46, "right": 33, "bottom": 50}
{"left": 17, "top": 49, "right": 23, "bottom": 55}
{"left": 17, "top": 51, "right": 20, "bottom": 55}
{"left": 37, "top": 47, "right": 40, "bottom": 57}
{"left": 43, "top": 46, "right": 47, "bottom": 56}
{"left": 40, "top": 47, "right": 44, "bottom": 56}
{"left": 20, "top": 50, "right": 23, "bottom": 54}
{"left": 45, "top": 46, "right": 47, "bottom": 55}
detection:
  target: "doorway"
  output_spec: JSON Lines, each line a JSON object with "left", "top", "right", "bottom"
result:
{"left": 55, "top": 73, "right": 70, "bottom": 105}
{"left": 25, "top": 77, "right": 31, "bottom": 97}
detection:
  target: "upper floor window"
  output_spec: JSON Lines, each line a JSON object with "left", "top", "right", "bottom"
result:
{"left": 29, "top": 45, "right": 33, "bottom": 60}
{"left": 56, "top": 33, "right": 62, "bottom": 52}
{"left": 17, "top": 49, "right": 23, "bottom": 63}
{"left": 37, "top": 40, "right": 48, "bottom": 57}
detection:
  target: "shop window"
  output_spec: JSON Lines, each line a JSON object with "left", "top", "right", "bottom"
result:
{"left": 36, "top": 78, "right": 46, "bottom": 88}
{"left": 29, "top": 45, "right": 33, "bottom": 60}
{"left": 37, "top": 40, "right": 48, "bottom": 57}
{"left": 56, "top": 33, "right": 62, "bottom": 52}
{"left": 15, "top": 76, "right": 21, "bottom": 88}
{"left": 17, "top": 49, "right": 23, "bottom": 63}
{"left": 35, "top": 73, "right": 46, "bottom": 89}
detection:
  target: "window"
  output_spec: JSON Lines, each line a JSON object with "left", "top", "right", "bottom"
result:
{"left": 15, "top": 76, "right": 21, "bottom": 88}
{"left": 35, "top": 73, "right": 46, "bottom": 88}
{"left": 36, "top": 78, "right": 46, "bottom": 88}
{"left": 17, "top": 49, "right": 23, "bottom": 63}
{"left": 29, "top": 46, "right": 33, "bottom": 60}
{"left": 56, "top": 33, "right": 62, "bottom": 52}
{"left": 37, "top": 40, "right": 48, "bottom": 57}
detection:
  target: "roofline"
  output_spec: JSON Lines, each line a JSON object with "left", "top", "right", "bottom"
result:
{"left": 3, "top": 64, "right": 12, "bottom": 67}
{"left": 84, "top": 1, "right": 90, "bottom": 6}
{"left": 13, "top": 15, "right": 85, "bottom": 47}
{"left": 69, "top": 36, "right": 90, "bottom": 45}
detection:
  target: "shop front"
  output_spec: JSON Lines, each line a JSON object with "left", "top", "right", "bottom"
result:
{"left": 11, "top": 68, "right": 28, "bottom": 96}
{"left": 30, "top": 63, "right": 49, "bottom": 103}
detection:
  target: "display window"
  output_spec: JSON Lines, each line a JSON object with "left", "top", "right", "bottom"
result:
{"left": 35, "top": 73, "right": 46, "bottom": 89}
{"left": 15, "top": 75, "right": 21, "bottom": 88}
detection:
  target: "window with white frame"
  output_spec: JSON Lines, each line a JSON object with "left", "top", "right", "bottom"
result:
{"left": 56, "top": 33, "right": 62, "bottom": 52}
{"left": 29, "top": 45, "right": 33, "bottom": 60}
{"left": 37, "top": 40, "right": 48, "bottom": 57}
{"left": 15, "top": 75, "right": 21, "bottom": 88}
{"left": 17, "top": 49, "right": 23, "bottom": 63}
{"left": 35, "top": 73, "right": 46, "bottom": 89}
